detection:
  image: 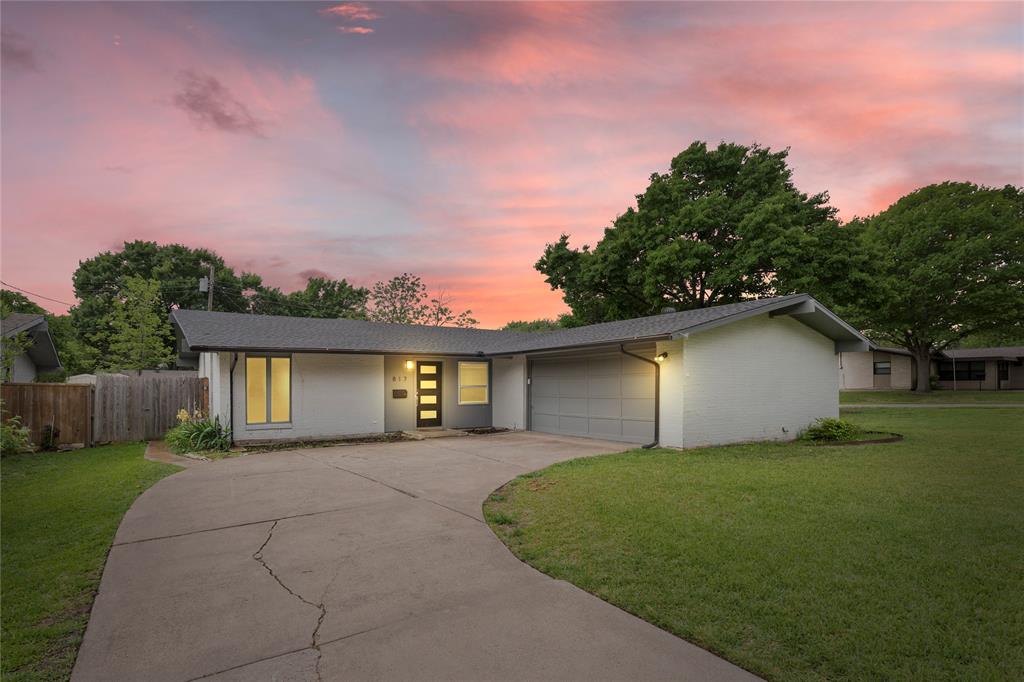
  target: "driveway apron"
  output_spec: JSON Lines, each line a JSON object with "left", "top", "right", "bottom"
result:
{"left": 72, "top": 432, "right": 759, "bottom": 682}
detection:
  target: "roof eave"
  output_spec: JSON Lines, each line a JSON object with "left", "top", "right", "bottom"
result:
{"left": 670, "top": 294, "right": 871, "bottom": 353}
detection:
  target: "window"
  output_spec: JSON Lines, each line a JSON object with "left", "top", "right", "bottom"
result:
{"left": 246, "top": 355, "right": 290, "bottom": 424}
{"left": 458, "top": 361, "right": 489, "bottom": 405}
{"left": 937, "top": 360, "right": 985, "bottom": 381}
{"left": 998, "top": 362, "right": 1009, "bottom": 381}
{"left": 873, "top": 361, "right": 891, "bottom": 375}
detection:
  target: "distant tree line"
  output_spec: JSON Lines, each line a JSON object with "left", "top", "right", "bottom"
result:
{"left": 2, "top": 242, "right": 476, "bottom": 378}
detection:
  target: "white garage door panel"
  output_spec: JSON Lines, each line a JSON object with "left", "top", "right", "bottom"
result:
{"left": 530, "top": 355, "right": 655, "bottom": 444}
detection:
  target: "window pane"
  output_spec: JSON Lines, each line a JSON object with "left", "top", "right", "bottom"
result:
{"left": 460, "top": 362, "right": 488, "bottom": 387}
{"left": 460, "top": 386, "right": 487, "bottom": 404}
{"left": 246, "top": 357, "right": 267, "bottom": 423}
{"left": 419, "top": 410, "right": 437, "bottom": 419}
{"left": 419, "top": 379, "right": 437, "bottom": 389}
{"left": 420, "top": 395, "right": 437, "bottom": 405}
{"left": 271, "top": 357, "right": 290, "bottom": 422}
{"left": 419, "top": 364, "right": 437, "bottom": 374}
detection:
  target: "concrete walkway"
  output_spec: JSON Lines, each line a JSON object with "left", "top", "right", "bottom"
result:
{"left": 842, "top": 403, "right": 1024, "bottom": 408}
{"left": 73, "top": 432, "right": 758, "bottom": 682}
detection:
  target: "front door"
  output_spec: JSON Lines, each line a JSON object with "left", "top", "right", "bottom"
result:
{"left": 416, "top": 361, "right": 442, "bottom": 427}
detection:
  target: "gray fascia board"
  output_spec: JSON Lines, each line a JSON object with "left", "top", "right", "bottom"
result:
{"left": 499, "top": 338, "right": 664, "bottom": 359}
{"left": 185, "top": 344, "right": 487, "bottom": 357}
{"left": 836, "top": 339, "right": 871, "bottom": 353}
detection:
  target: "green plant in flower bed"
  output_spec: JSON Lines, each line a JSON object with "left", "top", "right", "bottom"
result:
{"left": 799, "top": 417, "right": 861, "bottom": 442}
{"left": 1, "top": 414, "right": 33, "bottom": 456}
{"left": 165, "top": 411, "right": 231, "bottom": 454}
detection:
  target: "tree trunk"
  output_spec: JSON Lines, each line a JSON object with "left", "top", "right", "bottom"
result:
{"left": 913, "top": 349, "right": 932, "bottom": 393}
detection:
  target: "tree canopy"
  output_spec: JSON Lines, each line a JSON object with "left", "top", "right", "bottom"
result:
{"left": 104, "top": 276, "right": 176, "bottom": 371}
{"left": 70, "top": 241, "right": 369, "bottom": 369}
{"left": 368, "top": 273, "right": 477, "bottom": 327}
{"left": 845, "top": 182, "right": 1024, "bottom": 390}
{"left": 535, "top": 141, "right": 852, "bottom": 324}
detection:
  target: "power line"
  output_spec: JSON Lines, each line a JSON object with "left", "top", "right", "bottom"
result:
{"left": 0, "top": 281, "right": 75, "bottom": 307}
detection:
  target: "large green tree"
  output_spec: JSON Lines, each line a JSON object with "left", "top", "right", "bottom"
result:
{"left": 850, "top": 182, "right": 1024, "bottom": 392}
{"left": 535, "top": 142, "right": 854, "bottom": 324}
{"left": 104, "top": 277, "right": 176, "bottom": 371}
{"left": 71, "top": 241, "right": 368, "bottom": 367}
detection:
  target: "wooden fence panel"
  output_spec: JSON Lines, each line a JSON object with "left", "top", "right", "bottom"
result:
{"left": 1, "top": 383, "right": 92, "bottom": 446}
{"left": 93, "top": 374, "right": 207, "bottom": 442}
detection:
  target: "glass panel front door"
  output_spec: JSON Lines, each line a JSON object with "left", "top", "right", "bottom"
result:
{"left": 416, "top": 361, "right": 443, "bottom": 427}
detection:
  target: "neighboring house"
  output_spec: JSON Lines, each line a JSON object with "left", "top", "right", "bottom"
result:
{"left": 838, "top": 345, "right": 1024, "bottom": 391}
{"left": 838, "top": 346, "right": 916, "bottom": 390}
{"left": 171, "top": 293, "right": 869, "bottom": 448}
{"left": 0, "top": 313, "right": 62, "bottom": 382}
{"left": 936, "top": 347, "right": 1024, "bottom": 391}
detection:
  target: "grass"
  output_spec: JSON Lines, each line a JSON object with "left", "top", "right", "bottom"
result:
{"left": 1, "top": 443, "right": 180, "bottom": 681}
{"left": 485, "top": 408, "right": 1024, "bottom": 681}
{"left": 840, "top": 389, "right": 1024, "bottom": 404}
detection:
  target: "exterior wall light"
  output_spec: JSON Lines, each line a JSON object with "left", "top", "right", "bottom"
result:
{"left": 655, "top": 352, "right": 669, "bottom": 362}
{"left": 405, "top": 360, "right": 415, "bottom": 370}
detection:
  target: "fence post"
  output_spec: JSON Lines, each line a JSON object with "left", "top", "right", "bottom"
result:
{"left": 86, "top": 385, "right": 95, "bottom": 447}
{"left": 201, "top": 377, "right": 210, "bottom": 415}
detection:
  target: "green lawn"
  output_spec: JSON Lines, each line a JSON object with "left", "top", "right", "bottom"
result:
{"left": 485, "top": 408, "right": 1024, "bottom": 681}
{"left": 1, "top": 444, "right": 180, "bottom": 681}
{"left": 840, "top": 389, "right": 1024, "bottom": 404}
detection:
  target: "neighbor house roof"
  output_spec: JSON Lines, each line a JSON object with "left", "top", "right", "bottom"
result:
{"left": 1, "top": 313, "right": 45, "bottom": 337}
{"left": 1, "top": 313, "right": 62, "bottom": 372}
{"left": 940, "top": 346, "right": 1024, "bottom": 361}
{"left": 171, "top": 293, "right": 870, "bottom": 358}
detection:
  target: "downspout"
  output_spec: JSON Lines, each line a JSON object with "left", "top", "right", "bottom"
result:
{"left": 620, "top": 344, "right": 659, "bottom": 449}
{"left": 228, "top": 352, "right": 238, "bottom": 440}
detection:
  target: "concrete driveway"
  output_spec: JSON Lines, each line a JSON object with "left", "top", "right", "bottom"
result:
{"left": 73, "top": 432, "right": 758, "bottom": 682}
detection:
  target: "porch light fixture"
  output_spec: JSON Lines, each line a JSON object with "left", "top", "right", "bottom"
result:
{"left": 405, "top": 360, "right": 415, "bottom": 370}
{"left": 655, "top": 352, "right": 669, "bottom": 362}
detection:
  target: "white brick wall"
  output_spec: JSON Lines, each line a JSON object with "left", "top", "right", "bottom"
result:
{"left": 838, "top": 351, "right": 873, "bottom": 389}
{"left": 680, "top": 313, "right": 838, "bottom": 447}
{"left": 220, "top": 352, "right": 385, "bottom": 442}
{"left": 492, "top": 355, "right": 527, "bottom": 430}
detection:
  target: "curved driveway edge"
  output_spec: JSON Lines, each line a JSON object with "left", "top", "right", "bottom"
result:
{"left": 73, "top": 432, "right": 759, "bottom": 681}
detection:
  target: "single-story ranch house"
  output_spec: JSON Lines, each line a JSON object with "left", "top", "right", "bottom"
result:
{"left": 171, "top": 294, "right": 870, "bottom": 448}
{"left": 838, "top": 346, "right": 1024, "bottom": 391}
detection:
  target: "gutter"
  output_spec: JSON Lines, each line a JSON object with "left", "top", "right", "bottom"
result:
{"left": 620, "top": 344, "right": 659, "bottom": 449}
{"left": 228, "top": 352, "right": 238, "bottom": 439}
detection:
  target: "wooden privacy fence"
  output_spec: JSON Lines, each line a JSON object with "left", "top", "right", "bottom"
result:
{"left": 2, "top": 374, "right": 207, "bottom": 446}
{"left": 1, "top": 383, "right": 92, "bottom": 446}
{"left": 92, "top": 374, "right": 208, "bottom": 442}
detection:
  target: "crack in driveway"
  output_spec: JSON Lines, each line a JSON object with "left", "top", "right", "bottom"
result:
{"left": 252, "top": 520, "right": 328, "bottom": 681}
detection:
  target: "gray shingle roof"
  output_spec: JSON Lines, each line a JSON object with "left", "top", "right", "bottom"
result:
{"left": 942, "top": 346, "right": 1024, "bottom": 360}
{"left": 489, "top": 295, "right": 808, "bottom": 353}
{"left": 1, "top": 313, "right": 45, "bottom": 337}
{"left": 171, "top": 294, "right": 842, "bottom": 357}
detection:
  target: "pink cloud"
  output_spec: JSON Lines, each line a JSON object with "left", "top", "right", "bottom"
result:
{"left": 336, "top": 26, "right": 374, "bottom": 35}
{"left": 319, "top": 3, "right": 379, "bottom": 21}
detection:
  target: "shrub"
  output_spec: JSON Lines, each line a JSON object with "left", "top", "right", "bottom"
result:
{"left": 800, "top": 417, "right": 861, "bottom": 442}
{"left": 165, "top": 415, "right": 231, "bottom": 454}
{"left": 1, "top": 413, "right": 33, "bottom": 456}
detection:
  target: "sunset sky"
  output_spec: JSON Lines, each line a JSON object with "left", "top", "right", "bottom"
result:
{"left": 2, "top": 1, "right": 1021, "bottom": 327}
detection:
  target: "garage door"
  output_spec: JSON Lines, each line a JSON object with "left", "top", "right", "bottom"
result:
{"left": 529, "top": 353, "right": 655, "bottom": 443}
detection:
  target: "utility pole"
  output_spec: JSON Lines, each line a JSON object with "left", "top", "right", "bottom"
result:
{"left": 207, "top": 263, "right": 214, "bottom": 311}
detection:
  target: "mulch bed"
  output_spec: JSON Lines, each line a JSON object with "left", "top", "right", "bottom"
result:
{"left": 811, "top": 432, "right": 904, "bottom": 447}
